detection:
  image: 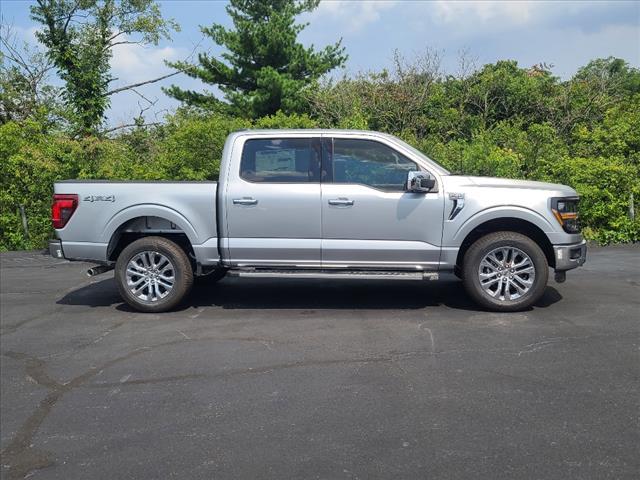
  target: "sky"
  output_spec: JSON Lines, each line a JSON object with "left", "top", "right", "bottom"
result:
{"left": 1, "top": 0, "right": 639, "bottom": 127}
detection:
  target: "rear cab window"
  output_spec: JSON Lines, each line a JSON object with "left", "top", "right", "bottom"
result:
{"left": 240, "top": 138, "right": 321, "bottom": 183}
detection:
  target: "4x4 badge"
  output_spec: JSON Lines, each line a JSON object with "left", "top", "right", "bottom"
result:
{"left": 83, "top": 195, "right": 115, "bottom": 202}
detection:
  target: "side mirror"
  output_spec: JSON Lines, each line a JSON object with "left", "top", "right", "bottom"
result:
{"left": 407, "top": 171, "right": 436, "bottom": 193}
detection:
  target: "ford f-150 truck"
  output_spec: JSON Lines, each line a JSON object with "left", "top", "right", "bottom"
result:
{"left": 49, "top": 129, "right": 586, "bottom": 312}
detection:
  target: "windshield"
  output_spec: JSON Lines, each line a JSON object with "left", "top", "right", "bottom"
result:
{"left": 391, "top": 137, "right": 450, "bottom": 175}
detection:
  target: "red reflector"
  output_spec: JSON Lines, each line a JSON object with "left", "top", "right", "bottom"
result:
{"left": 52, "top": 194, "right": 78, "bottom": 229}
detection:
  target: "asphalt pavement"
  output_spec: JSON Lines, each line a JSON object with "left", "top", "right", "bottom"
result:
{"left": 1, "top": 245, "right": 639, "bottom": 479}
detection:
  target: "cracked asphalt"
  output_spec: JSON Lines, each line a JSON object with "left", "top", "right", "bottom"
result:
{"left": 1, "top": 245, "right": 639, "bottom": 480}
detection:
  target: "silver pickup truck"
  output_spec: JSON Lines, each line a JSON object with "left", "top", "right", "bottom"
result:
{"left": 49, "top": 129, "right": 586, "bottom": 312}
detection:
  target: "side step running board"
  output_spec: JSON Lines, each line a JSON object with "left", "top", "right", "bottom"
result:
{"left": 228, "top": 270, "right": 438, "bottom": 281}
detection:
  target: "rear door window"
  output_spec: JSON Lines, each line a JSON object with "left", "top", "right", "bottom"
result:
{"left": 240, "top": 138, "right": 320, "bottom": 183}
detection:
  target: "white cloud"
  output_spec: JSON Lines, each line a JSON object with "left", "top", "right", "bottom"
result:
{"left": 107, "top": 37, "right": 195, "bottom": 126}
{"left": 309, "top": 0, "right": 397, "bottom": 33}
{"left": 431, "top": 0, "right": 535, "bottom": 26}
{"left": 110, "top": 39, "right": 187, "bottom": 84}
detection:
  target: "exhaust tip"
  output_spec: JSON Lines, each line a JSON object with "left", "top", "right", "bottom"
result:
{"left": 87, "top": 265, "right": 114, "bottom": 277}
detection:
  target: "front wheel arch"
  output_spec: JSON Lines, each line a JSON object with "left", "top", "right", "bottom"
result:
{"left": 455, "top": 218, "right": 555, "bottom": 273}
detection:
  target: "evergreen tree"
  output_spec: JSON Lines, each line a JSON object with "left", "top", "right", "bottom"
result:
{"left": 165, "top": 0, "right": 347, "bottom": 118}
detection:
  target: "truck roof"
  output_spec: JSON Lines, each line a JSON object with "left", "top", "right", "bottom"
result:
{"left": 229, "top": 128, "right": 397, "bottom": 137}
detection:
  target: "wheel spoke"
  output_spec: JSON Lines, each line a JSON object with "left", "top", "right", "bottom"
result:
{"left": 479, "top": 270, "right": 499, "bottom": 279}
{"left": 487, "top": 253, "right": 502, "bottom": 268}
{"left": 513, "top": 275, "right": 533, "bottom": 287}
{"left": 132, "top": 281, "right": 148, "bottom": 295}
{"left": 129, "top": 263, "right": 146, "bottom": 273}
{"left": 515, "top": 265, "right": 534, "bottom": 274}
{"left": 129, "top": 276, "right": 146, "bottom": 287}
{"left": 480, "top": 260, "right": 498, "bottom": 272}
{"left": 511, "top": 278, "right": 528, "bottom": 294}
{"left": 127, "top": 268, "right": 144, "bottom": 277}
{"left": 482, "top": 278, "right": 501, "bottom": 288}
{"left": 157, "top": 277, "right": 173, "bottom": 289}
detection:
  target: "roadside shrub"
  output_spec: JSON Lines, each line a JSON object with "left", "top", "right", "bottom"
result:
{"left": 543, "top": 156, "right": 639, "bottom": 244}
{"left": 253, "top": 111, "right": 318, "bottom": 129}
{"left": 158, "top": 112, "right": 250, "bottom": 180}
{"left": 1, "top": 121, "right": 83, "bottom": 249}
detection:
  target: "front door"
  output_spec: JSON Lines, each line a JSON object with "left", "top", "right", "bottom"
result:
{"left": 224, "top": 136, "right": 322, "bottom": 267}
{"left": 321, "top": 137, "right": 444, "bottom": 270}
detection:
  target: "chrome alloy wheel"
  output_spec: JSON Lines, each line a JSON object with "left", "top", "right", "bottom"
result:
{"left": 126, "top": 251, "right": 175, "bottom": 302}
{"left": 478, "top": 246, "right": 535, "bottom": 301}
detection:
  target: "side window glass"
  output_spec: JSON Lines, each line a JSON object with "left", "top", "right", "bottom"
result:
{"left": 332, "top": 139, "right": 418, "bottom": 191}
{"left": 240, "top": 138, "right": 320, "bottom": 183}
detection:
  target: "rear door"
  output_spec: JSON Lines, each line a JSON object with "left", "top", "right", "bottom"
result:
{"left": 321, "top": 136, "right": 444, "bottom": 270}
{"left": 224, "top": 135, "right": 322, "bottom": 267}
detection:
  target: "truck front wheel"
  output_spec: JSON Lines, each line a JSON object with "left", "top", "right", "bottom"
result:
{"left": 115, "top": 236, "right": 193, "bottom": 313}
{"left": 462, "top": 231, "right": 548, "bottom": 312}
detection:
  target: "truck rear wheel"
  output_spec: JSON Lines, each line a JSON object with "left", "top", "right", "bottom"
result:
{"left": 462, "top": 231, "right": 548, "bottom": 312}
{"left": 115, "top": 236, "right": 193, "bottom": 313}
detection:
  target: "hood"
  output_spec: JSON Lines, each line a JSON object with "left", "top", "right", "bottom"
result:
{"left": 442, "top": 175, "right": 578, "bottom": 196}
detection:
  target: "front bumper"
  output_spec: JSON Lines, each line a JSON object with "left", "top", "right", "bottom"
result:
{"left": 553, "top": 239, "right": 587, "bottom": 271}
{"left": 49, "top": 239, "right": 65, "bottom": 259}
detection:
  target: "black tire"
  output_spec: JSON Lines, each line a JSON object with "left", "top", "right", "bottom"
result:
{"left": 115, "top": 236, "right": 193, "bottom": 313}
{"left": 462, "top": 231, "right": 548, "bottom": 312}
{"left": 195, "top": 268, "right": 227, "bottom": 284}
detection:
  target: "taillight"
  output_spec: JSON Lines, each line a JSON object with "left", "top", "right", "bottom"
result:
{"left": 52, "top": 194, "right": 78, "bottom": 229}
{"left": 551, "top": 197, "right": 580, "bottom": 233}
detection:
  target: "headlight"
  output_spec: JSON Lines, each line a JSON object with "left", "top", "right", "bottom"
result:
{"left": 551, "top": 197, "right": 580, "bottom": 233}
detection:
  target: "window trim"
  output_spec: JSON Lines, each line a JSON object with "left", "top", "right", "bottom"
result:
{"left": 238, "top": 137, "right": 322, "bottom": 185}
{"left": 323, "top": 137, "right": 428, "bottom": 193}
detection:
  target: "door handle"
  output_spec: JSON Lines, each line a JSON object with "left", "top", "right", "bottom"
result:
{"left": 328, "top": 198, "right": 354, "bottom": 206}
{"left": 233, "top": 197, "right": 258, "bottom": 205}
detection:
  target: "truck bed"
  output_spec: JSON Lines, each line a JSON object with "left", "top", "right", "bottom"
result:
{"left": 53, "top": 181, "right": 219, "bottom": 265}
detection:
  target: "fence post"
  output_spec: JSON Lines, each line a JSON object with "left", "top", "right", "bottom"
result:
{"left": 18, "top": 204, "right": 29, "bottom": 240}
{"left": 630, "top": 192, "right": 635, "bottom": 221}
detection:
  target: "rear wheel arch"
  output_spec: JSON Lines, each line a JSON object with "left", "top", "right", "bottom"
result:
{"left": 107, "top": 216, "right": 195, "bottom": 266}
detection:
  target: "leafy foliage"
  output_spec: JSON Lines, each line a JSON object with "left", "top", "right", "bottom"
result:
{"left": 30, "top": 0, "right": 177, "bottom": 135}
{"left": 165, "top": 0, "right": 347, "bottom": 118}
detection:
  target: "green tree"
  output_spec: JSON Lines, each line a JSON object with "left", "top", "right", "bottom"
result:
{"left": 30, "top": 0, "right": 178, "bottom": 135}
{"left": 459, "top": 60, "right": 559, "bottom": 130}
{"left": 165, "top": 0, "right": 347, "bottom": 118}
{"left": 554, "top": 58, "right": 640, "bottom": 136}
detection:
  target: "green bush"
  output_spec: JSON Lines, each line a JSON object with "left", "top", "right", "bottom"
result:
{"left": 1, "top": 120, "right": 82, "bottom": 250}
{"left": 158, "top": 112, "right": 250, "bottom": 180}
{"left": 543, "top": 156, "right": 639, "bottom": 244}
